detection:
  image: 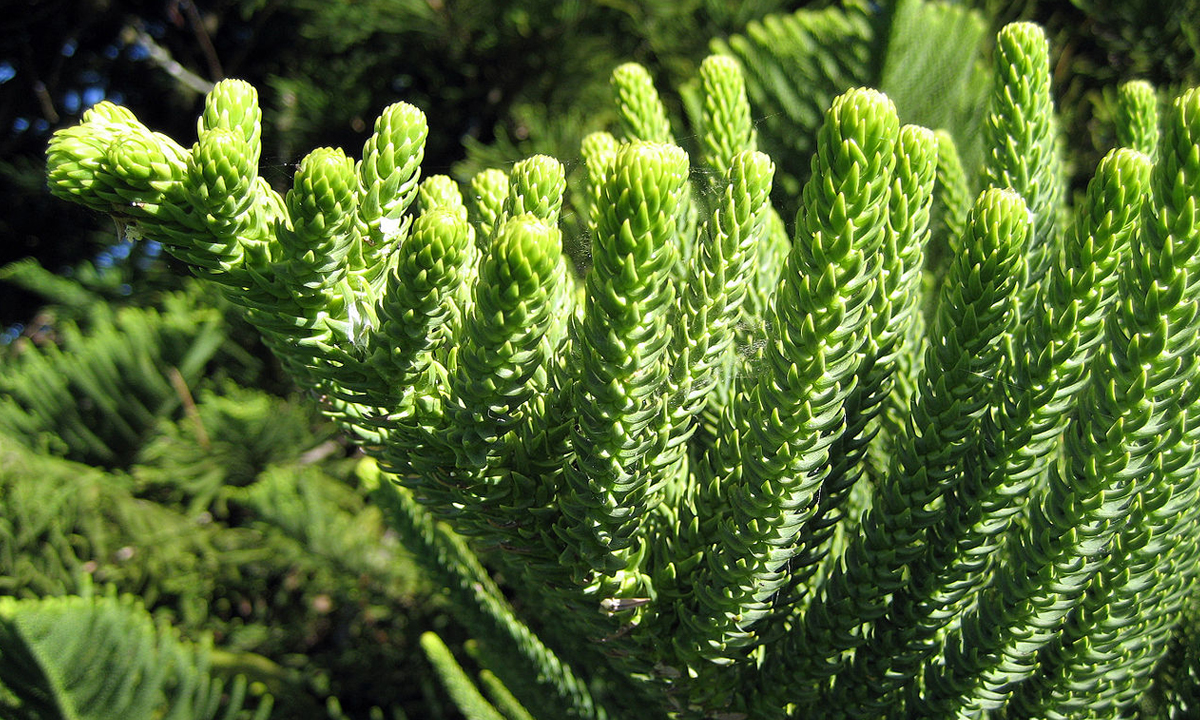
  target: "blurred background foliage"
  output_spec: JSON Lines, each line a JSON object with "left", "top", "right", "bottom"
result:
{"left": 0, "top": 267, "right": 454, "bottom": 717}
{"left": 2, "top": 0, "right": 1198, "bottom": 716}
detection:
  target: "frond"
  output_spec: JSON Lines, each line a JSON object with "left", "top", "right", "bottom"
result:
{"left": 0, "top": 591, "right": 271, "bottom": 720}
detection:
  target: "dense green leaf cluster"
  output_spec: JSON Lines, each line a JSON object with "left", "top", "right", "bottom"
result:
{"left": 42, "top": 8, "right": 1200, "bottom": 720}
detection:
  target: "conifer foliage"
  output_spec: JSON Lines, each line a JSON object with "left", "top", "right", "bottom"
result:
{"left": 0, "top": 591, "right": 270, "bottom": 720}
{"left": 42, "top": 7, "right": 1200, "bottom": 720}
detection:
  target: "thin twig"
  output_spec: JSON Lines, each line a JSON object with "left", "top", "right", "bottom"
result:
{"left": 299, "top": 439, "right": 343, "bottom": 466}
{"left": 169, "top": 366, "right": 211, "bottom": 448}
{"left": 122, "top": 22, "right": 215, "bottom": 95}
{"left": 173, "top": 0, "right": 224, "bottom": 80}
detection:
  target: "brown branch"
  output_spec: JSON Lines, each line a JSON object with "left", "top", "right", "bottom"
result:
{"left": 169, "top": 366, "right": 211, "bottom": 448}
{"left": 173, "top": 0, "right": 224, "bottom": 80}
